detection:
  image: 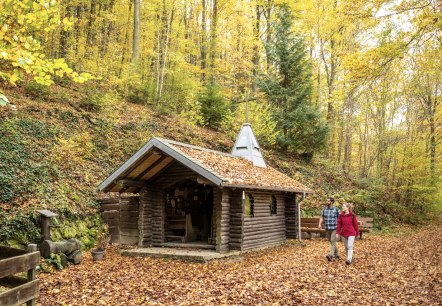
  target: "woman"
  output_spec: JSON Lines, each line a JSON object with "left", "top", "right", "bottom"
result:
{"left": 336, "top": 203, "right": 359, "bottom": 265}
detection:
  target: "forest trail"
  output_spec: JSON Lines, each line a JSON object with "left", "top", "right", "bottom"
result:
{"left": 38, "top": 225, "right": 441, "bottom": 305}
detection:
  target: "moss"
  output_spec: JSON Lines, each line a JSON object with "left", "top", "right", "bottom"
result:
{"left": 51, "top": 214, "right": 103, "bottom": 249}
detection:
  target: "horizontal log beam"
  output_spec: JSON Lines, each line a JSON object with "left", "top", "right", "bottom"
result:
{"left": 0, "top": 279, "right": 39, "bottom": 306}
{"left": 0, "top": 252, "right": 39, "bottom": 279}
{"left": 119, "top": 179, "right": 149, "bottom": 189}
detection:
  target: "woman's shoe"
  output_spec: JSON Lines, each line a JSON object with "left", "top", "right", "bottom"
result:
{"left": 345, "top": 260, "right": 352, "bottom": 265}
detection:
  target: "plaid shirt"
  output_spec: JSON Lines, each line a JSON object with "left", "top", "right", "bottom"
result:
{"left": 322, "top": 206, "right": 340, "bottom": 230}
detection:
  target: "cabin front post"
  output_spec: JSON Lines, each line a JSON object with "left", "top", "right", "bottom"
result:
{"left": 216, "top": 188, "right": 230, "bottom": 253}
{"left": 139, "top": 187, "right": 153, "bottom": 247}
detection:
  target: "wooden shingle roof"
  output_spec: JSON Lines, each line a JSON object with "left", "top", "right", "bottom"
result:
{"left": 98, "top": 137, "right": 312, "bottom": 194}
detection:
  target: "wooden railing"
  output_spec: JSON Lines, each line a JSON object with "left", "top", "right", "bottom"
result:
{"left": 0, "top": 246, "right": 40, "bottom": 306}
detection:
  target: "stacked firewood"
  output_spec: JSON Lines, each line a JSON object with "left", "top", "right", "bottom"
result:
{"left": 40, "top": 239, "right": 83, "bottom": 266}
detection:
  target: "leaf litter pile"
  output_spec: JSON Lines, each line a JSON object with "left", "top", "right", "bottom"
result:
{"left": 39, "top": 226, "right": 441, "bottom": 305}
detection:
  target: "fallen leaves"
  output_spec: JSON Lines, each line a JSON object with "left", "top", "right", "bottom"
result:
{"left": 38, "top": 225, "right": 442, "bottom": 305}
{"left": 170, "top": 143, "right": 312, "bottom": 192}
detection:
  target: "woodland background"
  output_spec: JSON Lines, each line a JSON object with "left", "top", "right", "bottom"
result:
{"left": 0, "top": 0, "right": 441, "bottom": 247}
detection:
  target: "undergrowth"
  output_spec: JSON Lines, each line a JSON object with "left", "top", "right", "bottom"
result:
{"left": 0, "top": 83, "right": 439, "bottom": 247}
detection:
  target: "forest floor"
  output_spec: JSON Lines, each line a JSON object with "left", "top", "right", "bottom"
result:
{"left": 38, "top": 225, "right": 441, "bottom": 305}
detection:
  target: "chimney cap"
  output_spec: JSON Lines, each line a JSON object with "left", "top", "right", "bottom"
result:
{"left": 231, "top": 123, "right": 266, "bottom": 168}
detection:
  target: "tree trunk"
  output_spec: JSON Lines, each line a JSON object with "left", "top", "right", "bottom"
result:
{"left": 200, "top": 0, "right": 207, "bottom": 82}
{"left": 119, "top": 0, "right": 133, "bottom": 77}
{"left": 209, "top": 0, "right": 217, "bottom": 82}
{"left": 86, "top": 2, "right": 97, "bottom": 47}
{"left": 67, "top": 250, "right": 83, "bottom": 265}
{"left": 132, "top": 0, "right": 141, "bottom": 62}
{"left": 40, "top": 239, "right": 81, "bottom": 259}
{"left": 264, "top": 0, "right": 273, "bottom": 71}
{"left": 59, "top": 6, "right": 71, "bottom": 59}
{"left": 252, "top": 4, "right": 261, "bottom": 93}
{"left": 158, "top": 6, "right": 174, "bottom": 99}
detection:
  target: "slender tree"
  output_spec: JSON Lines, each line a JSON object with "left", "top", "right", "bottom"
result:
{"left": 132, "top": 0, "right": 141, "bottom": 62}
{"left": 258, "top": 3, "right": 328, "bottom": 155}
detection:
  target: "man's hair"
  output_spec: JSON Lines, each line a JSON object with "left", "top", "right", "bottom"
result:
{"left": 328, "top": 197, "right": 335, "bottom": 203}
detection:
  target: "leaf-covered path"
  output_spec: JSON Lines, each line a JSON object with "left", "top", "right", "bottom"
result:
{"left": 38, "top": 226, "right": 441, "bottom": 305}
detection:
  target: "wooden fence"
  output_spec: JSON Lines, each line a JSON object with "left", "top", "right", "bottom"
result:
{"left": 0, "top": 246, "right": 39, "bottom": 306}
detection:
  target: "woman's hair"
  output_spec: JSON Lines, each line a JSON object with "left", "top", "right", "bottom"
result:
{"left": 344, "top": 202, "right": 354, "bottom": 210}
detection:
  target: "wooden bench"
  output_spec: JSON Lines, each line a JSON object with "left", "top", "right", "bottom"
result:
{"left": 165, "top": 214, "right": 201, "bottom": 243}
{"left": 358, "top": 217, "right": 373, "bottom": 239}
{"left": 300, "top": 216, "right": 373, "bottom": 239}
{"left": 165, "top": 215, "right": 187, "bottom": 242}
{"left": 300, "top": 217, "right": 326, "bottom": 235}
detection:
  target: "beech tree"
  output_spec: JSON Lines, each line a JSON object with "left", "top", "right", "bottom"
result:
{"left": 0, "top": 0, "right": 93, "bottom": 90}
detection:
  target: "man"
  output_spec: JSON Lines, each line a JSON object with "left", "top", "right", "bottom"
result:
{"left": 318, "top": 197, "right": 340, "bottom": 261}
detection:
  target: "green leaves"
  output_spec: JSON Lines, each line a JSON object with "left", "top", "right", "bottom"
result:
{"left": 198, "top": 82, "right": 230, "bottom": 129}
{"left": 258, "top": 4, "right": 328, "bottom": 154}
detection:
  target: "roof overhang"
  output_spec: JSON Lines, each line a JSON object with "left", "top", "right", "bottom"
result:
{"left": 222, "top": 183, "right": 312, "bottom": 194}
{"left": 98, "top": 138, "right": 226, "bottom": 193}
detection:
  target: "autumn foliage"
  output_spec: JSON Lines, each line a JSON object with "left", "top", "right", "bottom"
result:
{"left": 38, "top": 225, "right": 441, "bottom": 305}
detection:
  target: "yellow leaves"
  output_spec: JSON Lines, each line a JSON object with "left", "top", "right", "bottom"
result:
{"left": 52, "top": 132, "right": 95, "bottom": 167}
{"left": 62, "top": 17, "right": 75, "bottom": 30}
{"left": 70, "top": 72, "right": 94, "bottom": 84}
{"left": 1, "top": 0, "right": 94, "bottom": 88}
{"left": 36, "top": 226, "right": 442, "bottom": 305}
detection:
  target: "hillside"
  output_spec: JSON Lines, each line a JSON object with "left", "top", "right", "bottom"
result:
{"left": 0, "top": 82, "right": 417, "bottom": 248}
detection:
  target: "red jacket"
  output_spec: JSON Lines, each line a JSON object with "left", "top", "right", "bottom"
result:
{"left": 337, "top": 211, "right": 360, "bottom": 237}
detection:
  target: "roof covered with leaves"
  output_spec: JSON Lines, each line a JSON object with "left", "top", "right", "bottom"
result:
{"left": 163, "top": 139, "right": 312, "bottom": 193}
{"left": 99, "top": 138, "right": 312, "bottom": 193}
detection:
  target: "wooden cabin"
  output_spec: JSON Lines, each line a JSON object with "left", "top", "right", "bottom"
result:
{"left": 98, "top": 124, "right": 312, "bottom": 253}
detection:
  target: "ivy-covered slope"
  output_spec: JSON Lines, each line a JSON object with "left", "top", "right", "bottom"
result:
{"left": 0, "top": 82, "right": 235, "bottom": 248}
{"left": 0, "top": 82, "right": 402, "bottom": 248}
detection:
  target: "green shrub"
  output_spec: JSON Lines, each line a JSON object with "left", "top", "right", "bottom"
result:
{"left": 23, "top": 81, "right": 51, "bottom": 101}
{"left": 198, "top": 82, "right": 229, "bottom": 129}
{"left": 126, "top": 84, "right": 151, "bottom": 105}
{"left": 78, "top": 93, "right": 103, "bottom": 112}
{"left": 0, "top": 212, "right": 40, "bottom": 247}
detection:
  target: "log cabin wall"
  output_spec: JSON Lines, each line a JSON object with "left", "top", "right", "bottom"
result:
{"left": 119, "top": 195, "right": 140, "bottom": 244}
{"left": 285, "top": 193, "right": 298, "bottom": 239}
{"left": 229, "top": 189, "right": 243, "bottom": 250}
{"left": 242, "top": 191, "right": 286, "bottom": 251}
{"left": 100, "top": 198, "right": 120, "bottom": 243}
{"left": 139, "top": 187, "right": 153, "bottom": 246}
{"left": 211, "top": 188, "right": 219, "bottom": 244}
{"left": 150, "top": 187, "right": 165, "bottom": 246}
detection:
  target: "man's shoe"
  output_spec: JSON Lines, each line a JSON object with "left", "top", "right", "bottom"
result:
{"left": 326, "top": 255, "right": 333, "bottom": 261}
{"left": 345, "top": 260, "right": 352, "bottom": 265}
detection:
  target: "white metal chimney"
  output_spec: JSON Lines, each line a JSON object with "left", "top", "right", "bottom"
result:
{"left": 231, "top": 123, "right": 267, "bottom": 168}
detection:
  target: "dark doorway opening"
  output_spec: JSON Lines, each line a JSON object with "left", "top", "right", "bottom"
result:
{"left": 164, "top": 180, "right": 213, "bottom": 245}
